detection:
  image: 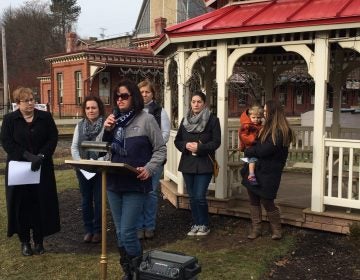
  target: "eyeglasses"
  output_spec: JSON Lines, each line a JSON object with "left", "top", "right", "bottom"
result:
{"left": 19, "top": 98, "right": 35, "bottom": 104}
{"left": 116, "top": 93, "right": 131, "bottom": 101}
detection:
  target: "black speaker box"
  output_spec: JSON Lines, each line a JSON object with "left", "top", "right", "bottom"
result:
{"left": 137, "top": 250, "right": 201, "bottom": 280}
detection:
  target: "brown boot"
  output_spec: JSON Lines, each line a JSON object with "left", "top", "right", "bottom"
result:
{"left": 247, "top": 205, "right": 262, "bottom": 239}
{"left": 267, "top": 208, "right": 282, "bottom": 240}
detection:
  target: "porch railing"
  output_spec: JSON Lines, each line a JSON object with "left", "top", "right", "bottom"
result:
{"left": 324, "top": 139, "right": 360, "bottom": 210}
{"left": 165, "top": 125, "right": 360, "bottom": 210}
{"left": 165, "top": 130, "right": 180, "bottom": 185}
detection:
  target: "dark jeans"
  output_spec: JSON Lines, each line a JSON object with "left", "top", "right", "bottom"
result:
{"left": 76, "top": 170, "right": 102, "bottom": 234}
{"left": 15, "top": 185, "right": 43, "bottom": 243}
{"left": 183, "top": 173, "right": 213, "bottom": 226}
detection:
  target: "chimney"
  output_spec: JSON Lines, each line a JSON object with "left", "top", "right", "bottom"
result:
{"left": 65, "top": 32, "right": 77, "bottom": 53}
{"left": 154, "top": 17, "right": 167, "bottom": 36}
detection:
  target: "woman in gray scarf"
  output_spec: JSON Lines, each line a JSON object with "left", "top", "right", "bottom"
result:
{"left": 174, "top": 91, "right": 221, "bottom": 236}
{"left": 71, "top": 96, "right": 105, "bottom": 244}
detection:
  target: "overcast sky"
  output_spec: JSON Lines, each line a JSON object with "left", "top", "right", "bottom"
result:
{"left": 0, "top": 0, "right": 143, "bottom": 39}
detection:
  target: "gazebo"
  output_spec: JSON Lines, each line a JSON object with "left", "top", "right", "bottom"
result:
{"left": 152, "top": 0, "right": 360, "bottom": 233}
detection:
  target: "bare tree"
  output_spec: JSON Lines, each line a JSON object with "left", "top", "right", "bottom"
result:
{"left": 0, "top": 1, "right": 64, "bottom": 92}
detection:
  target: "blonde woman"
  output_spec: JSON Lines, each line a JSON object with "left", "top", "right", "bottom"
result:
{"left": 1, "top": 87, "right": 59, "bottom": 256}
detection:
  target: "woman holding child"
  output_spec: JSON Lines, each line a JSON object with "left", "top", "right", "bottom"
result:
{"left": 242, "top": 100, "right": 294, "bottom": 240}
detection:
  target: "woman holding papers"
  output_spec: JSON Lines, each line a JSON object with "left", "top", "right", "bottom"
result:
{"left": 103, "top": 79, "right": 166, "bottom": 279}
{"left": 0, "top": 87, "right": 59, "bottom": 256}
{"left": 71, "top": 96, "right": 105, "bottom": 244}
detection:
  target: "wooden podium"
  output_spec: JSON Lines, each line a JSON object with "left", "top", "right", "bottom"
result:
{"left": 65, "top": 159, "right": 138, "bottom": 280}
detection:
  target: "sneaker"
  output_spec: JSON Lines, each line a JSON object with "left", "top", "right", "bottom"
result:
{"left": 248, "top": 175, "right": 258, "bottom": 185}
{"left": 197, "top": 225, "right": 210, "bottom": 236}
{"left": 137, "top": 229, "right": 145, "bottom": 240}
{"left": 187, "top": 225, "right": 199, "bottom": 236}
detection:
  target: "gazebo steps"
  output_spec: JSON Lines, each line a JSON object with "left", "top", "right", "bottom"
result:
{"left": 160, "top": 179, "right": 360, "bottom": 234}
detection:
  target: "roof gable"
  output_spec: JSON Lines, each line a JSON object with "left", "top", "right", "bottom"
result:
{"left": 152, "top": 0, "right": 360, "bottom": 52}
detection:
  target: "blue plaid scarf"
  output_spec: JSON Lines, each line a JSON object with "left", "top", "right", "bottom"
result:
{"left": 111, "top": 110, "right": 136, "bottom": 156}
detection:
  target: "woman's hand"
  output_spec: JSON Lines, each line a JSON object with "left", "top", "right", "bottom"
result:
{"left": 136, "top": 167, "right": 150, "bottom": 180}
{"left": 186, "top": 142, "right": 198, "bottom": 153}
{"left": 104, "top": 114, "right": 116, "bottom": 131}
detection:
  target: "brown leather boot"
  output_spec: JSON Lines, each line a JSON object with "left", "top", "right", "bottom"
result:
{"left": 267, "top": 208, "right": 282, "bottom": 240}
{"left": 247, "top": 205, "right": 262, "bottom": 239}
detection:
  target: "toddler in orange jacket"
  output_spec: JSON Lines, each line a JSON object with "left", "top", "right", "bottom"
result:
{"left": 239, "top": 105, "right": 263, "bottom": 185}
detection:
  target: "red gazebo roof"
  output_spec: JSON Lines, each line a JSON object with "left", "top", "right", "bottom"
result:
{"left": 152, "top": 0, "right": 360, "bottom": 53}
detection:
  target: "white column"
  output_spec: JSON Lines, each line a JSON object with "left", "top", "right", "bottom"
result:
{"left": 311, "top": 32, "right": 330, "bottom": 212}
{"left": 176, "top": 46, "right": 186, "bottom": 194}
{"left": 163, "top": 58, "right": 172, "bottom": 181}
{"left": 215, "top": 40, "right": 229, "bottom": 199}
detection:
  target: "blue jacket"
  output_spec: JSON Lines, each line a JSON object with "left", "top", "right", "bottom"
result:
{"left": 103, "top": 111, "right": 166, "bottom": 193}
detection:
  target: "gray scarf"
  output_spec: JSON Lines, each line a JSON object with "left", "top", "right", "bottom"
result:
{"left": 83, "top": 116, "right": 104, "bottom": 139}
{"left": 183, "top": 107, "right": 211, "bottom": 133}
{"left": 78, "top": 116, "right": 104, "bottom": 159}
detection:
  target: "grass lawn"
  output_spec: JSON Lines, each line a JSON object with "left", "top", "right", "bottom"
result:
{"left": 0, "top": 169, "right": 296, "bottom": 279}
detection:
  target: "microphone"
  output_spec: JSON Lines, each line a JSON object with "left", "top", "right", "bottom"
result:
{"left": 112, "top": 107, "right": 120, "bottom": 119}
{"left": 112, "top": 107, "right": 121, "bottom": 125}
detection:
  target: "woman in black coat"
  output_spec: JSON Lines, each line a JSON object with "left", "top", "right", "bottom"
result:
{"left": 242, "top": 100, "right": 294, "bottom": 240}
{"left": 1, "top": 87, "right": 60, "bottom": 256}
{"left": 174, "top": 91, "right": 221, "bottom": 237}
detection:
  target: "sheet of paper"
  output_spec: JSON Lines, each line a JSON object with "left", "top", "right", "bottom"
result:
{"left": 8, "top": 161, "right": 41, "bottom": 186}
{"left": 80, "top": 169, "right": 97, "bottom": 180}
{"left": 240, "top": 157, "right": 249, "bottom": 163}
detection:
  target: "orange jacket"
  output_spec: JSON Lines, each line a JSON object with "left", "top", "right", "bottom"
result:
{"left": 238, "top": 110, "right": 262, "bottom": 151}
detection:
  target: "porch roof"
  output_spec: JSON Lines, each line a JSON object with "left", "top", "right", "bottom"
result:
{"left": 45, "top": 47, "right": 164, "bottom": 67}
{"left": 152, "top": 0, "right": 360, "bottom": 53}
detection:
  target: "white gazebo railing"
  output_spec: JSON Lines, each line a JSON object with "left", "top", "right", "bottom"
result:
{"left": 324, "top": 139, "right": 360, "bottom": 210}
{"left": 164, "top": 125, "right": 360, "bottom": 210}
{"left": 164, "top": 130, "right": 180, "bottom": 185}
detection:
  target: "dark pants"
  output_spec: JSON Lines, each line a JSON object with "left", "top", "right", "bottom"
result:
{"left": 14, "top": 186, "right": 43, "bottom": 243}
{"left": 76, "top": 170, "right": 102, "bottom": 234}
{"left": 183, "top": 173, "right": 213, "bottom": 226}
{"left": 247, "top": 189, "right": 276, "bottom": 212}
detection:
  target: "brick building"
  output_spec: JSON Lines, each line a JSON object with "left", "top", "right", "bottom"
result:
{"left": 39, "top": 0, "right": 208, "bottom": 117}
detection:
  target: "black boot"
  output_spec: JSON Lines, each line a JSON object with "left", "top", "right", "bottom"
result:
{"left": 118, "top": 247, "right": 142, "bottom": 280}
{"left": 127, "top": 254, "right": 142, "bottom": 280}
{"left": 34, "top": 243, "right": 45, "bottom": 255}
{"left": 21, "top": 242, "right": 33, "bottom": 256}
{"left": 118, "top": 247, "right": 132, "bottom": 280}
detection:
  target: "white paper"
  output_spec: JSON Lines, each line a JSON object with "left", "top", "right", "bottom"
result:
{"left": 241, "top": 157, "right": 250, "bottom": 163}
{"left": 8, "top": 161, "right": 41, "bottom": 186}
{"left": 80, "top": 169, "right": 97, "bottom": 180}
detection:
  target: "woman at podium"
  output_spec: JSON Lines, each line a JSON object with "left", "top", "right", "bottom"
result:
{"left": 103, "top": 79, "right": 166, "bottom": 279}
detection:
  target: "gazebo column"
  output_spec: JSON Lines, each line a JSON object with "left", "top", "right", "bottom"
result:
{"left": 176, "top": 46, "right": 186, "bottom": 194}
{"left": 311, "top": 32, "right": 330, "bottom": 212}
{"left": 264, "top": 54, "right": 274, "bottom": 102}
{"left": 163, "top": 58, "right": 172, "bottom": 182}
{"left": 215, "top": 40, "right": 229, "bottom": 199}
{"left": 331, "top": 49, "right": 344, "bottom": 138}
